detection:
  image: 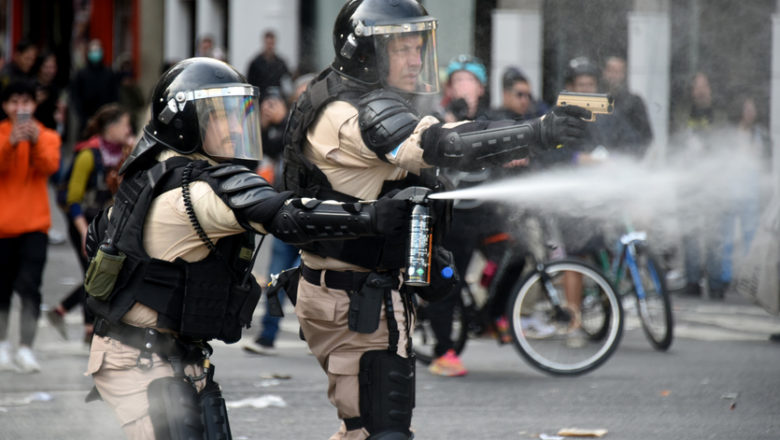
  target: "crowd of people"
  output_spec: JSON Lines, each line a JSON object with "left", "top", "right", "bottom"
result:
{"left": 0, "top": 0, "right": 774, "bottom": 439}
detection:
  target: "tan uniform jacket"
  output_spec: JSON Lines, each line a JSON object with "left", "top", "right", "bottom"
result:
{"left": 295, "top": 99, "right": 437, "bottom": 440}
{"left": 86, "top": 150, "right": 268, "bottom": 437}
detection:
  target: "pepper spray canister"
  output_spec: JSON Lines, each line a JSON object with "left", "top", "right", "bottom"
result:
{"left": 406, "top": 201, "right": 433, "bottom": 286}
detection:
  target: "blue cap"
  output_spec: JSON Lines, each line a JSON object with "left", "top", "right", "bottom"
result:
{"left": 440, "top": 266, "right": 454, "bottom": 279}
{"left": 446, "top": 54, "right": 487, "bottom": 85}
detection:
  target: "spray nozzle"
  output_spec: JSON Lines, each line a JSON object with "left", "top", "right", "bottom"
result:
{"left": 392, "top": 186, "right": 432, "bottom": 205}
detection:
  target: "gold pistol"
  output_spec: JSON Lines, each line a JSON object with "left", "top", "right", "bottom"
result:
{"left": 555, "top": 91, "right": 614, "bottom": 121}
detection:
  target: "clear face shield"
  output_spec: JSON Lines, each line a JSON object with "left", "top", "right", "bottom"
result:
{"left": 194, "top": 85, "right": 263, "bottom": 163}
{"left": 368, "top": 18, "right": 439, "bottom": 94}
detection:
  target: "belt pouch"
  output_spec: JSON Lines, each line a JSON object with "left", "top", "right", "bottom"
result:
{"left": 220, "top": 280, "right": 261, "bottom": 343}
{"left": 349, "top": 272, "right": 392, "bottom": 334}
{"left": 84, "top": 247, "right": 126, "bottom": 301}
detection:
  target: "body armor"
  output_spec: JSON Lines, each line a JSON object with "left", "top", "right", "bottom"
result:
{"left": 87, "top": 157, "right": 261, "bottom": 343}
{"left": 282, "top": 69, "right": 434, "bottom": 270}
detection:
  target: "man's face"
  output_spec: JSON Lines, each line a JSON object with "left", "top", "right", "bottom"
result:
{"left": 2, "top": 93, "right": 35, "bottom": 123}
{"left": 503, "top": 80, "right": 532, "bottom": 115}
{"left": 448, "top": 71, "right": 483, "bottom": 101}
{"left": 15, "top": 48, "right": 38, "bottom": 74}
{"left": 202, "top": 109, "right": 243, "bottom": 160}
{"left": 385, "top": 34, "right": 423, "bottom": 92}
{"left": 569, "top": 75, "right": 598, "bottom": 93}
{"left": 264, "top": 35, "right": 276, "bottom": 53}
{"left": 602, "top": 57, "right": 626, "bottom": 91}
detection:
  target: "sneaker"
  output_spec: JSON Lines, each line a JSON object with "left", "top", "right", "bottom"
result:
{"left": 14, "top": 346, "right": 41, "bottom": 373}
{"left": 243, "top": 340, "right": 277, "bottom": 356}
{"left": 0, "top": 341, "right": 15, "bottom": 371}
{"left": 428, "top": 349, "right": 467, "bottom": 377}
{"left": 45, "top": 308, "right": 68, "bottom": 340}
{"left": 522, "top": 316, "right": 557, "bottom": 339}
{"left": 565, "top": 328, "right": 588, "bottom": 349}
{"left": 48, "top": 229, "right": 67, "bottom": 245}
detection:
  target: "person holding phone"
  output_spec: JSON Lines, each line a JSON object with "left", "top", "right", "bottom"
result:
{"left": 0, "top": 80, "right": 61, "bottom": 372}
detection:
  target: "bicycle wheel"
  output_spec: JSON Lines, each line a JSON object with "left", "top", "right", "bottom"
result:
{"left": 629, "top": 246, "right": 673, "bottom": 351}
{"left": 506, "top": 259, "right": 623, "bottom": 376}
{"left": 412, "top": 294, "right": 469, "bottom": 365}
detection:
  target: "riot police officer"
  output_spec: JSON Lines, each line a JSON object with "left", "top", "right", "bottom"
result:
{"left": 283, "top": 1, "right": 591, "bottom": 438}
{"left": 83, "top": 57, "right": 411, "bottom": 440}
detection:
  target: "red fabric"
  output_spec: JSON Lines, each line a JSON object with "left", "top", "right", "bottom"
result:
{"left": 74, "top": 135, "right": 101, "bottom": 153}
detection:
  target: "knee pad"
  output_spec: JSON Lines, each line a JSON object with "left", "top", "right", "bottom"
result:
{"left": 147, "top": 377, "right": 204, "bottom": 440}
{"left": 359, "top": 350, "right": 415, "bottom": 437}
{"left": 200, "top": 378, "right": 231, "bottom": 440}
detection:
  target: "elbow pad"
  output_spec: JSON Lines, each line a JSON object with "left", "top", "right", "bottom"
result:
{"left": 421, "top": 119, "right": 541, "bottom": 170}
{"left": 266, "top": 199, "right": 376, "bottom": 245}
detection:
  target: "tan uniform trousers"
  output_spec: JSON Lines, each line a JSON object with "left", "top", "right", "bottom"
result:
{"left": 86, "top": 335, "right": 205, "bottom": 439}
{"left": 295, "top": 272, "right": 412, "bottom": 440}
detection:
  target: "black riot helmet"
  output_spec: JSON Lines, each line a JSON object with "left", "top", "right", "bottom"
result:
{"left": 332, "top": 0, "right": 439, "bottom": 94}
{"left": 142, "top": 57, "right": 263, "bottom": 165}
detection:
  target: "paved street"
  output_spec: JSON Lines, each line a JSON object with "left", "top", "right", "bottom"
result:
{"left": 2, "top": 204, "right": 780, "bottom": 439}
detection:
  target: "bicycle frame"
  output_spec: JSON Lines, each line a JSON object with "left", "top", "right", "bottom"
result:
{"left": 601, "top": 231, "right": 650, "bottom": 298}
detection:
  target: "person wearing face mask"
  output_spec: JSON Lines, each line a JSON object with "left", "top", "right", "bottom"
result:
{"left": 71, "top": 39, "right": 119, "bottom": 135}
{"left": 0, "top": 80, "right": 61, "bottom": 373}
{"left": 0, "top": 40, "right": 39, "bottom": 120}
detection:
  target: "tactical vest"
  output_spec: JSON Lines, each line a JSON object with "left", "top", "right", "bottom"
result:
{"left": 282, "top": 69, "right": 435, "bottom": 270}
{"left": 87, "top": 157, "right": 261, "bottom": 344}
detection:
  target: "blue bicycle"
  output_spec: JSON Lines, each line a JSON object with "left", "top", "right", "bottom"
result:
{"left": 595, "top": 229, "right": 673, "bottom": 351}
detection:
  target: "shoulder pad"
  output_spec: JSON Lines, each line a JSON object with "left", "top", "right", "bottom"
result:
{"left": 206, "top": 163, "right": 251, "bottom": 178}
{"left": 358, "top": 89, "right": 420, "bottom": 160}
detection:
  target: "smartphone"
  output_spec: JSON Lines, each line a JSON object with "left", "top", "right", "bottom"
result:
{"left": 17, "top": 110, "right": 31, "bottom": 124}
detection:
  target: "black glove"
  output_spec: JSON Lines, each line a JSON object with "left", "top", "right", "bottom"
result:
{"left": 372, "top": 190, "right": 411, "bottom": 238}
{"left": 539, "top": 105, "right": 591, "bottom": 148}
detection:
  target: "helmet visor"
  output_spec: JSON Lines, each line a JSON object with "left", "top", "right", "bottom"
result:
{"left": 371, "top": 18, "right": 439, "bottom": 94}
{"left": 194, "top": 85, "right": 263, "bottom": 162}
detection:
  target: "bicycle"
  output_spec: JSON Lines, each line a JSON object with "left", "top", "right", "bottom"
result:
{"left": 594, "top": 228, "right": 674, "bottom": 351}
{"left": 413, "top": 222, "right": 624, "bottom": 376}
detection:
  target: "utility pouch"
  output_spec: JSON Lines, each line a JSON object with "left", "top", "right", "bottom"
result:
{"left": 358, "top": 350, "right": 415, "bottom": 435}
{"left": 84, "top": 244, "right": 126, "bottom": 301}
{"left": 219, "top": 280, "right": 262, "bottom": 344}
{"left": 147, "top": 376, "right": 205, "bottom": 440}
{"left": 349, "top": 272, "right": 393, "bottom": 334}
{"left": 179, "top": 260, "right": 232, "bottom": 341}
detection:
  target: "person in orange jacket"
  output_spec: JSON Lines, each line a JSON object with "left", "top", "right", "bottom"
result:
{"left": 0, "top": 79, "right": 61, "bottom": 372}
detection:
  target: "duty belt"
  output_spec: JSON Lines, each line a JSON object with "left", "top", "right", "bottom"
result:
{"left": 301, "top": 265, "right": 371, "bottom": 291}
{"left": 93, "top": 318, "right": 208, "bottom": 369}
